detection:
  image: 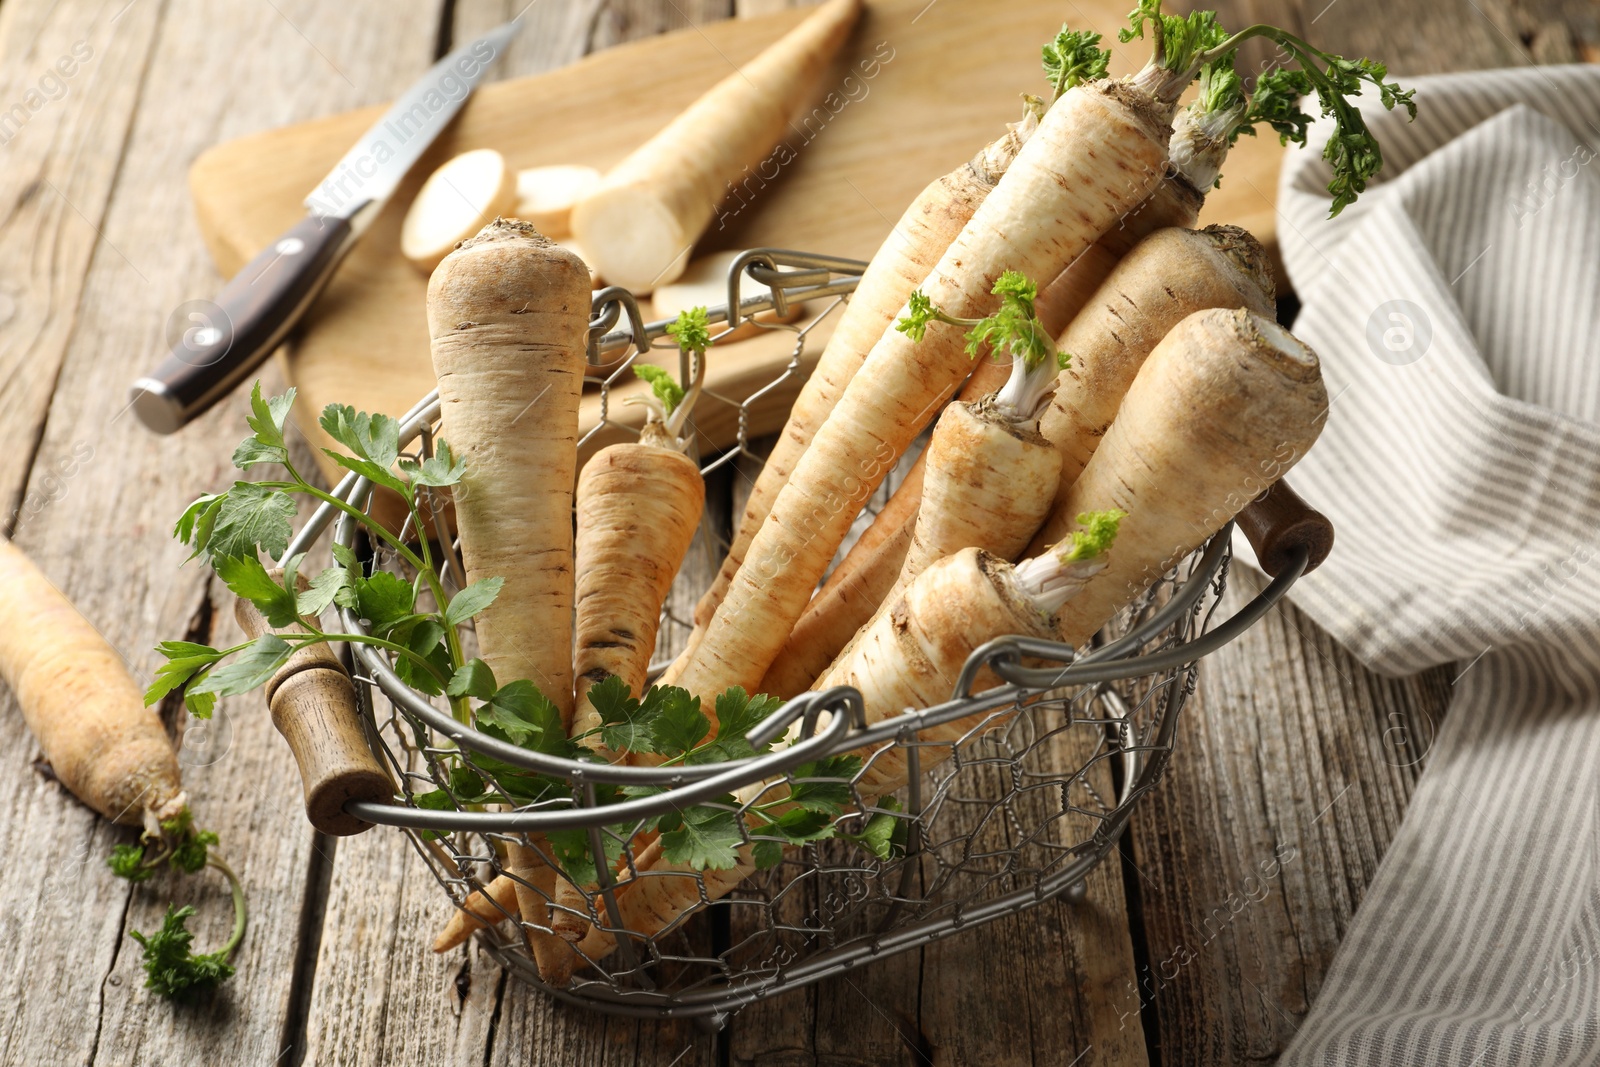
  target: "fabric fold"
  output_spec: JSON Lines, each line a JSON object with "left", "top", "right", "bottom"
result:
{"left": 1251, "top": 66, "right": 1600, "bottom": 1065}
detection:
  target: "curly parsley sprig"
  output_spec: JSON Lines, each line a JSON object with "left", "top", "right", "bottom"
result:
{"left": 1122, "top": 1, "right": 1416, "bottom": 216}
{"left": 897, "top": 271, "right": 1065, "bottom": 420}
{"left": 109, "top": 812, "right": 247, "bottom": 1001}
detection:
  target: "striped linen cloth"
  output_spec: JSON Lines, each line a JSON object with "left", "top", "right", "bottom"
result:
{"left": 1252, "top": 65, "right": 1600, "bottom": 1064}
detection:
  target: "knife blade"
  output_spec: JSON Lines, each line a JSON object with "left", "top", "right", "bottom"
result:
{"left": 129, "top": 19, "right": 521, "bottom": 434}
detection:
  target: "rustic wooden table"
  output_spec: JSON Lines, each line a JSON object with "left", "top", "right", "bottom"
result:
{"left": 0, "top": 1, "right": 1594, "bottom": 1064}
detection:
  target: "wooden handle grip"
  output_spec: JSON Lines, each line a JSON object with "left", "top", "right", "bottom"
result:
{"left": 1236, "top": 479, "right": 1335, "bottom": 577}
{"left": 234, "top": 590, "right": 393, "bottom": 836}
{"left": 128, "top": 214, "right": 354, "bottom": 433}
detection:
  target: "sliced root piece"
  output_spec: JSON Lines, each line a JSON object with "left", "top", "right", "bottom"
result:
{"left": 402, "top": 148, "right": 517, "bottom": 274}
{"left": 514, "top": 164, "right": 601, "bottom": 237}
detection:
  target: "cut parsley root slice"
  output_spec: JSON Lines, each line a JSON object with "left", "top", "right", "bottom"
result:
{"left": 401, "top": 148, "right": 517, "bottom": 274}
{"left": 513, "top": 164, "right": 601, "bottom": 237}
{"left": 570, "top": 0, "right": 864, "bottom": 291}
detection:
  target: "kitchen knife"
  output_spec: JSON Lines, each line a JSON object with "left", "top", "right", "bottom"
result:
{"left": 129, "top": 19, "right": 521, "bottom": 434}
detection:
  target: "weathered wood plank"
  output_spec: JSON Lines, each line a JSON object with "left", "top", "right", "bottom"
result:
{"left": 0, "top": 1, "right": 444, "bottom": 1064}
{"left": 916, "top": 726, "right": 1151, "bottom": 1067}
{"left": 0, "top": 0, "right": 163, "bottom": 528}
{"left": 450, "top": 0, "right": 606, "bottom": 79}
{"left": 300, "top": 823, "right": 507, "bottom": 1067}
{"left": 0, "top": 5, "right": 170, "bottom": 1058}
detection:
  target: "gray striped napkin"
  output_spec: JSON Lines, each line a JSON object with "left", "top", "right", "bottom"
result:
{"left": 1246, "top": 65, "right": 1600, "bottom": 1064}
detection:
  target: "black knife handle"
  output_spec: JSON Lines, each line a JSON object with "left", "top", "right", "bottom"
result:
{"left": 130, "top": 214, "right": 355, "bottom": 433}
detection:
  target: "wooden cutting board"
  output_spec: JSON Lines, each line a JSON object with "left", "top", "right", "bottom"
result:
{"left": 190, "top": 0, "right": 1286, "bottom": 486}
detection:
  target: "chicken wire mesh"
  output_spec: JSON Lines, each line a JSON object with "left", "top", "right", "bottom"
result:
{"left": 282, "top": 249, "right": 1303, "bottom": 1022}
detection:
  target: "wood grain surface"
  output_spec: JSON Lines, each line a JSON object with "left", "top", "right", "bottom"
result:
{"left": 0, "top": 0, "right": 1591, "bottom": 1064}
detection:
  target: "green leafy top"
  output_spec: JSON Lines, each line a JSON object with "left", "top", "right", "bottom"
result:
{"left": 966, "top": 271, "right": 1060, "bottom": 373}
{"left": 111, "top": 813, "right": 247, "bottom": 1002}
{"left": 129, "top": 905, "right": 236, "bottom": 1000}
{"left": 1197, "top": 51, "right": 1246, "bottom": 122}
{"left": 895, "top": 291, "right": 939, "bottom": 344}
{"left": 632, "top": 363, "right": 686, "bottom": 417}
{"left": 108, "top": 810, "right": 220, "bottom": 882}
{"left": 1237, "top": 56, "right": 1416, "bottom": 213}
{"left": 664, "top": 306, "right": 711, "bottom": 357}
{"left": 160, "top": 384, "right": 501, "bottom": 723}
{"left": 1121, "top": 2, "right": 1416, "bottom": 216}
{"left": 1120, "top": 1, "right": 1227, "bottom": 75}
{"left": 1042, "top": 25, "right": 1111, "bottom": 97}
{"left": 1059, "top": 509, "right": 1127, "bottom": 562}
{"left": 897, "top": 274, "right": 1062, "bottom": 374}
{"left": 896, "top": 273, "right": 1064, "bottom": 421}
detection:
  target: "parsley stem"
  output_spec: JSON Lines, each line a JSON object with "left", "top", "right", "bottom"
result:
{"left": 207, "top": 853, "right": 248, "bottom": 961}
{"left": 400, "top": 490, "right": 470, "bottom": 721}
{"left": 287, "top": 631, "right": 451, "bottom": 689}
{"left": 264, "top": 472, "right": 470, "bottom": 720}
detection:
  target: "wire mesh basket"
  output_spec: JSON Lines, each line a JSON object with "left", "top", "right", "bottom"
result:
{"left": 281, "top": 248, "right": 1312, "bottom": 1023}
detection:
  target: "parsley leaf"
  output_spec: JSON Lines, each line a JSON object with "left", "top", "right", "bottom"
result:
{"left": 144, "top": 641, "right": 225, "bottom": 710}
{"left": 849, "top": 797, "right": 907, "bottom": 861}
{"left": 590, "top": 676, "right": 651, "bottom": 753}
{"left": 351, "top": 570, "right": 416, "bottom": 634}
{"left": 895, "top": 290, "right": 939, "bottom": 343}
{"left": 213, "top": 554, "right": 298, "bottom": 628}
{"left": 167, "top": 827, "right": 219, "bottom": 875}
{"left": 109, "top": 844, "right": 154, "bottom": 881}
{"left": 664, "top": 306, "right": 711, "bottom": 358}
{"left": 297, "top": 563, "right": 352, "bottom": 617}
{"left": 633, "top": 363, "right": 686, "bottom": 416}
{"left": 787, "top": 755, "right": 862, "bottom": 817}
{"left": 648, "top": 687, "right": 710, "bottom": 758}
{"left": 475, "top": 681, "right": 568, "bottom": 756}
{"left": 231, "top": 383, "right": 296, "bottom": 469}
{"left": 660, "top": 806, "right": 745, "bottom": 871}
{"left": 173, "top": 493, "right": 225, "bottom": 561}
{"left": 318, "top": 403, "right": 405, "bottom": 494}
{"left": 129, "top": 905, "right": 235, "bottom": 1000}
{"left": 766, "top": 806, "right": 837, "bottom": 845}
{"left": 751, "top": 839, "right": 785, "bottom": 870}
{"left": 1041, "top": 25, "right": 1110, "bottom": 95}
{"left": 446, "top": 658, "right": 497, "bottom": 701}
{"left": 443, "top": 577, "right": 502, "bottom": 627}
{"left": 548, "top": 826, "right": 629, "bottom": 887}
{"left": 397, "top": 438, "right": 466, "bottom": 488}
{"left": 392, "top": 618, "right": 449, "bottom": 696}
{"left": 188, "top": 634, "right": 292, "bottom": 701}
{"left": 207, "top": 482, "right": 297, "bottom": 562}
{"left": 713, "top": 688, "right": 783, "bottom": 752}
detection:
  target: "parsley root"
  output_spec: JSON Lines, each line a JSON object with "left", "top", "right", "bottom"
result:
{"left": 429, "top": 219, "right": 590, "bottom": 980}
{"left": 433, "top": 874, "right": 519, "bottom": 952}
{"left": 429, "top": 219, "right": 588, "bottom": 719}
{"left": 1041, "top": 224, "right": 1276, "bottom": 494}
{"left": 570, "top": 314, "right": 709, "bottom": 763}
{"left": 570, "top": 0, "right": 863, "bottom": 291}
{"left": 756, "top": 354, "right": 1015, "bottom": 700}
{"left": 1034, "top": 308, "right": 1327, "bottom": 645}
{"left": 824, "top": 515, "right": 1122, "bottom": 799}
{"left": 674, "top": 73, "right": 1175, "bottom": 704}
{"left": 688, "top": 100, "right": 1044, "bottom": 645}
{"left": 0, "top": 536, "right": 186, "bottom": 830}
{"left": 797, "top": 273, "right": 1067, "bottom": 691}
